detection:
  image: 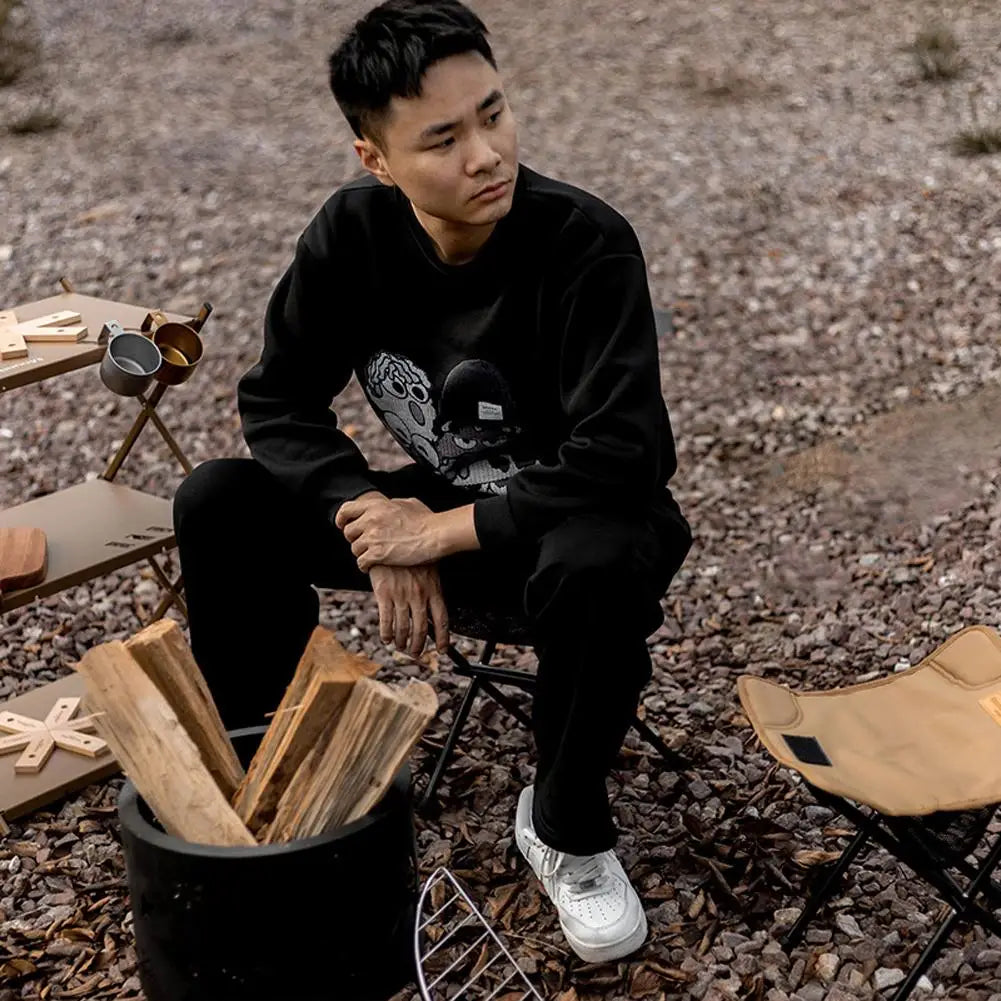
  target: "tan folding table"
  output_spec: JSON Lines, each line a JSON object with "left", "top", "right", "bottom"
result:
{"left": 0, "top": 285, "right": 202, "bottom": 619}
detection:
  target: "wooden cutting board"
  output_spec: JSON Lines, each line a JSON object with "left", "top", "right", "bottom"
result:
{"left": 0, "top": 527, "right": 47, "bottom": 594}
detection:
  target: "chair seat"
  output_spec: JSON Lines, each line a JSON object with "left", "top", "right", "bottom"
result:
{"left": 738, "top": 625, "right": 1001, "bottom": 816}
{"left": 448, "top": 606, "right": 534, "bottom": 646}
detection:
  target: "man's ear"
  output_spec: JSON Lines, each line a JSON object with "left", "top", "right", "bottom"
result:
{"left": 354, "top": 138, "right": 395, "bottom": 187}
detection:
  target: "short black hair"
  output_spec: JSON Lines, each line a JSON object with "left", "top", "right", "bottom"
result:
{"left": 328, "top": 0, "right": 496, "bottom": 142}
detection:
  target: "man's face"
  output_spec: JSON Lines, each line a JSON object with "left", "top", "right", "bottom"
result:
{"left": 360, "top": 52, "right": 519, "bottom": 229}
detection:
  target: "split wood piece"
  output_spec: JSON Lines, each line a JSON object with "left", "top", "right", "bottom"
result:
{"left": 75, "top": 641, "right": 255, "bottom": 846}
{"left": 232, "top": 625, "right": 378, "bottom": 835}
{"left": 0, "top": 311, "right": 17, "bottom": 327}
{"left": 124, "top": 619, "right": 244, "bottom": 800}
{"left": 0, "top": 527, "right": 47, "bottom": 594}
{"left": 264, "top": 676, "right": 437, "bottom": 844}
{"left": 238, "top": 673, "right": 356, "bottom": 838}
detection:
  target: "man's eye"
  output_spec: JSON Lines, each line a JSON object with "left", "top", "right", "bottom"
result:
{"left": 435, "top": 136, "right": 455, "bottom": 149}
{"left": 486, "top": 110, "right": 502, "bottom": 125}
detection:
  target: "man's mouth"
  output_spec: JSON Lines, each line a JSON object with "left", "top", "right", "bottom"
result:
{"left": 472, "top": 180, "right": 510, "bottom": 201}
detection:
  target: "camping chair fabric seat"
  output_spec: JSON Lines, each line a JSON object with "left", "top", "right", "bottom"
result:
{"left": 739, "top": 624, "right": 1001, "bottom": 1001}
{"left": 738, "top": 625, "right": 1001, "bottom": 816}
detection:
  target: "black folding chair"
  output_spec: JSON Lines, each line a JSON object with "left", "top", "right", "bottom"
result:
{"left": 738, "top": 625, "right": 1001, "bottom": 1001}
{"left": 419, "top": 606, "right": 690, "bottom": 811}
{"left": 784, "top": 790, "right": 999, "bottom": 1001}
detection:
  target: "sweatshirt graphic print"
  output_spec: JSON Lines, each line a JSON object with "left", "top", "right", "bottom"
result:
{"left": 361, "top": 351, "right": 535, "bottom": 495}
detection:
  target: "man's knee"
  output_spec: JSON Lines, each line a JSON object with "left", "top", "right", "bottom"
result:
{"left": 173, "top": 458, "right": 266, "bottom": 540}
{"left": 526, "top": 510, "right": 689, "bottom": 635}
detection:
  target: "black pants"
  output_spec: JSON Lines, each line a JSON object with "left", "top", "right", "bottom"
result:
{"left": 172, "top": 458, "right": 691, "bottom": 855}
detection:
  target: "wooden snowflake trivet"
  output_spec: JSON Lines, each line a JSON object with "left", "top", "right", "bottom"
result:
{"left": 0, "top": 697, "right": 109, "bottom": 774}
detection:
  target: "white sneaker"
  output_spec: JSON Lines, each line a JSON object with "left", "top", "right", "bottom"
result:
{"left": 514, "top": 786, "right": 648, "bottom": 963}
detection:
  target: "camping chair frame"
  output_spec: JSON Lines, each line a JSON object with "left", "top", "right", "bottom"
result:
{"left": 419, "top": 628, "right": 691, "bottom": 811}
{"left": 785, "top": 783, "right": 1001, "bottom": 1001}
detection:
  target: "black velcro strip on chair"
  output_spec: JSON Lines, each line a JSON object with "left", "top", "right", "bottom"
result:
{"left": 783, "top": 734, "right": 832, "bottom": 767}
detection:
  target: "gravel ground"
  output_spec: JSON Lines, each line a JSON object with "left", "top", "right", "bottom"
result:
{"left": 3, "top": 0, "right": 1001, "bottom": 999}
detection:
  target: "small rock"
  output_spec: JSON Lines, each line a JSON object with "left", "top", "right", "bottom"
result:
{"left": 975, "top": 949, "right": 1001, "bottom": 970}
{"left": 816, "top": 953, "right": 840, "bottom": 983}
{"left": 825, "top": 987, "right": 856, "bottom": 1001}
{"left": 720, "top": 931, "right": 750, "bottom": 949}
{"left": 874, "top": 968, "right": 905, "bottom": 990}
{"left": 795, "top": 982, "right": 825, "bottom": 1001}
{"left": 688, "top": 778, "right": 712, "bottom": 800}
{"left": 835, "top": 912, "right": 864, "bottom": 939}
{"left": 773, "top": 907, "right": 802, "bottom": 929}
{"left": 933, "top": 950, "right": 963, "bottom": 979}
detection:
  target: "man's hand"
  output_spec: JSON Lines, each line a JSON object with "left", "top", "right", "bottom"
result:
{"left": 336, "top": 495, "right": 439, "bottom": 570}
{"left": 369, "top": 564, "right": 450, "bottom": 658}
{"left": 335, "top": 494, "right": 481, "bottom": 571}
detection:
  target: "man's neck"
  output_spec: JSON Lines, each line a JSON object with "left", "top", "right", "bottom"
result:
{"left": 412, "top": 204, "right": 497, "bottom": 265}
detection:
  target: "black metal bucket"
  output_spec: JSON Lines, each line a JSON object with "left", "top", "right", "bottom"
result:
{"left": 117, "top": 726, "right": 417, "bottom": 1001}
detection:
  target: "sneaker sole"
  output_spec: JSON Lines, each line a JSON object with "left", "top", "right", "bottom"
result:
{"left": 560, "top": 906, "right": 648, "bottom": 964}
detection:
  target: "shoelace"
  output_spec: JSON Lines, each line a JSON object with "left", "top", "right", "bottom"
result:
{"left": 539, "top": 845, "right": 609, "bottom": 892}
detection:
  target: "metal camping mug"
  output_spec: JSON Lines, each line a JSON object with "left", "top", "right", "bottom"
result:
{"left": 99, "top": 323, "right": 162, "bottom": 397}
{"left": 150, "top": 321, "right": 204, "bottom": 386}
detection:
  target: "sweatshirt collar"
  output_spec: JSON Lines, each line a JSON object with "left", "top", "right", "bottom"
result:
{"left": 398, "top": 167, "right": 527, "bottom": 279}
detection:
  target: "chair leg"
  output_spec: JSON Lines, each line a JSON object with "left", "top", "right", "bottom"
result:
{"left": 419, "top": 675, "right": 483, "bottom": 811}
{"left": 476, "top": 677, "right": 533, "bottom": 730}
{"left": 630, "top": 714, "right": 690, "bottom": 770}
{"left": 890, "top": 831, "right": 1001, "bottom": 1001}
{"left": 784, "top": 819, "right": 875, "bottom": 949}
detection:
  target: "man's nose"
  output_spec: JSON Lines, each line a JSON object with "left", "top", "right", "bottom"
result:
{"left": 465, "top": 131, "right": 502, "bottom": 175}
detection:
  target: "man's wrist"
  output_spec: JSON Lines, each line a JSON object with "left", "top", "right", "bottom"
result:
{"left": 430, "top": 505, "right": 480, "bottom": 559}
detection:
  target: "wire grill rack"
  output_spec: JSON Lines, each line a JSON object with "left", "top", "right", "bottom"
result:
{"left": 415, "top": 867, "right": 545, "bottom": 1001}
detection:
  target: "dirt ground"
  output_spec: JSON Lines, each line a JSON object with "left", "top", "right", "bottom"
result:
{"left": 2, "top": 0, "right": 1001, "bottom": 999}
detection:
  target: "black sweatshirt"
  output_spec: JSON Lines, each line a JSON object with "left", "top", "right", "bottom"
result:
{"left": 238, "top": 164, "right": 680, "bottom": 550}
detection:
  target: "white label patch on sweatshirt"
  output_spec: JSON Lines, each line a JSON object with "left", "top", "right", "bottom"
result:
{"left": 478, "top": 401, "right": 504, "bottom": 421}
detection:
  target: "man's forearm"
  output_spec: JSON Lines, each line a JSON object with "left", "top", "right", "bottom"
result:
{"left": 431, "top": 504, "right": 480, "bottom": 559}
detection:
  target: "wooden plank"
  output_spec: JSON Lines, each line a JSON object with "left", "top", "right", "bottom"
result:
{"left": 16, "top": 733, "right": 55, "bottom": 774}
{"left": 50, "top": 730, "right": 106, "bottom": 757}
{"left": 21, "top": 326, "right": 88, "bottom": 343}
{"left": 265, "top": 677, "right": 437, "bottom": 843}
{"left": 10, "top": 310, "right": 82, "bottom": 329}
{"left": 45, "top": 698, "right": 79, "bottom": 728}
{"left": 0, "top": 732, "right": 34, "bottom": 754}
{"left": 232, "top": 625, "right": 377, "bottom": 829}
{"left": 0, "top": 328, "right": 27, "bottom": 360}
{"left": 75, "top": 641, "right": 255, "bottom": 846}
{"left": 125, "top": 620, "right": 244, "bottom": 800}
{"left": 0, "top": 710, "right": 46, "bottom": 731}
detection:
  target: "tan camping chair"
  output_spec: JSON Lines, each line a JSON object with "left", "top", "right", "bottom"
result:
{"left": 738, "top": 625, "right": 1001, "bottom": 1001}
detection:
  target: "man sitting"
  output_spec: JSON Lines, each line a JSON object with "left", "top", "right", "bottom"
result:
{"left": 173, "top": 0, "right": 691, "bottom": 963}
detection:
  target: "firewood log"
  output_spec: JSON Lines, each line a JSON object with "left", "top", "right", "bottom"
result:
{"left": 232, "top": 626, "right": 377, "bottom": 834}
{"left": 125, "top": 619, "right": 244, "bottom": 799}
{"left": 264, "top": 676, "right": 437, "bottom": 843}
{"left": 76, "top": 641, "right": 255, "bottom": 846}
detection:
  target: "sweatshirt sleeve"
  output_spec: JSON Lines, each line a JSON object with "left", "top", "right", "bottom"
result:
{"left": 472, "top": 251, "right": 676, "bottom": 548}
{"left": 237, "top": 236, "right": 377, "bottom": 522}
